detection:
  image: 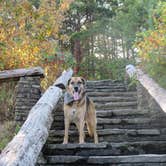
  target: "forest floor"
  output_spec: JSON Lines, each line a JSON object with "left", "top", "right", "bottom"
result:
{"left": 0, "top": 122, "right": 3, "bottom": 136}
{"left": 0, "top": 122, "right": 6, "bottom": 153}
{"left": 0, "top": 121, "right": 17, "bottom": 153}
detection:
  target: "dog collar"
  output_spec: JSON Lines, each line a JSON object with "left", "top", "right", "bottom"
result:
{"left": 64, "top": 92, "right": 75, "bottom": 105}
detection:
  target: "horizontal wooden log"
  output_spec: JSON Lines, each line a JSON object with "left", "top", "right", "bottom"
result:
{"left": 0, "top": 69, "right": 73, "bottom": 166}
{"left": 0, "top": 67, "right": 44, "bottom": 82}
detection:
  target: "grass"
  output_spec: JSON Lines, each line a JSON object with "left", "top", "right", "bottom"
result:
{"left": 0, "top": 82, "right": 16, "bottom": 121}
{"left": 0, "top": 121, "right": 20, "bottom": 152}
{"left": 0, "top": 82, "right": 17, "bottom": 153}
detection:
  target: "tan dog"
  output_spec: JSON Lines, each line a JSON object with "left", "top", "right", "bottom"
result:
{"left": 63, "top": 77, "right": 98, "bottom": 144}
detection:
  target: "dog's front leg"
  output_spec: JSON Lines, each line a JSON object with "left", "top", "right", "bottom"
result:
{"left": 63, "top": 118, "right": 70, "bottom": 144}
{"left": 79, "top": 120, "right": 85, "bottom": 144}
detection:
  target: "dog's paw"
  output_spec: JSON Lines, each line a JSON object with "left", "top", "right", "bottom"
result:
{"left": 79, "top": 141, "right": 85, "bottom": 144}
{"left": 63, "top": 141, "right": 68, "bottom": 144}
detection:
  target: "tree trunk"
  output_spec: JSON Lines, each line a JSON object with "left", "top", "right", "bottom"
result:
{"left": 121, "top": 37, "right": 126, "bottom": 58}
{"left": 112, "top": 37, "right": 116, "bottom": 58}
{"left": 83, "top": 38, "right": 90, "bottom": 79}
{"left": 73, "top": 39, "right": 82, "bottom": 75}
{"left": 0, "top": 69, "right": 73, "bottom": 166}
{"left": 90, "top": 35, "right": 95, "bottom": 78}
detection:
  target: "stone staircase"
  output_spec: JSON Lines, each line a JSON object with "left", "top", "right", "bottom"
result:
{"left": 38, "top": 80, "right": 166, "bottom": 166}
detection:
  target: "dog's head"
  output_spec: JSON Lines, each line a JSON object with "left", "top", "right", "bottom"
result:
{"left": 67, "top": 77, "right": 86, "bottom": 101}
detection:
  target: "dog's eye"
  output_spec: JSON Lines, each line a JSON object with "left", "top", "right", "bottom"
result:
{"left": 70, "top": 82, "right": 74, "bottom": 85}
{"left": 78, "top": 81, "right": 82, "bottom": 84}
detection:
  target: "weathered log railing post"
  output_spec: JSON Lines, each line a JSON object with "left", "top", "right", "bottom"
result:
{"left": 0, "top": 68, "right": 73, "bottom": 166}
{"left": 126, "top": 65, "right": 166, "bottom": 114}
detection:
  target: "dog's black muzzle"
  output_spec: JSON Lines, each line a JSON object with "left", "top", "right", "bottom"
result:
{"left": 74, "top": 86, "right": 79, "bottom": 92}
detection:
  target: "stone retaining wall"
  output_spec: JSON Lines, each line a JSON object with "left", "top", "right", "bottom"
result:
{"left": 14, "top": 76, "right": 42, "bottom": 125}
{"left": 137, "top": 83, "right": 163, "bottom": 115}
{"left": 136, "top": 71, "right": 166, "bottom": 126}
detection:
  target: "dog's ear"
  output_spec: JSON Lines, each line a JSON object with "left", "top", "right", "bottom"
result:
{"left": 67, "top": 78, "right": 71, "bottom": 86}
{"left": 81, "top": 77, "right": 86, "bottom": 85}
{"left": 66, "top": 78, "right": 71, "bottom": 90}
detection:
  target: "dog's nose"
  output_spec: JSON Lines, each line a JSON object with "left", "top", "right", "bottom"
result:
{"left": 74, "top": 86, "right": 78, "bottom": 92}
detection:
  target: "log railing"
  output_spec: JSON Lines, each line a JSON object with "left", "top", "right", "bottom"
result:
{"left": 126, "top": 65, "right": 166, "bottom": 113}
{"left": 0, "top": 67, "right": 44, "bottom": 82}
{"left": 0, "top": 67, "right": 45, "bottom": 125}
{"left": 0, "top": 68, "right": 73, "bottom": 166}
{"left": 137, "top": 69, "right": 166, "bottom": 113}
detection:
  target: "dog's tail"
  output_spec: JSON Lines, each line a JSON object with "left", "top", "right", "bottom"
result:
{"left": 86, "top": 97, "right": 93, "bottom": 137}
{"left": 86, "top": 98, "right": 96, "bottom": 138}
{"left": 86, "top": 121, "right": 94, "bottom": 137}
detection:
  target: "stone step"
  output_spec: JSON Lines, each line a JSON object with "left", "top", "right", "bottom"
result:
{"left": 51, "top": 117, "right": 151, "bottom": 131}
{"left": 49, "top": 129, "right": 161, "bottom": 137}
{"left": 47, "top": 128, "right": 165, "bottom": 144}
{"left": 97, "top": 117, "right": 151, "bottom": 125}
{"left": 96, "top": 109, "right": 148, "bottom": 117}
{"left": 88, "top": 155, "right": 166, "bottom": 165}
{"left": 51, "top": 109, "right": 150, "bottom": 130}
{"left": 53, "top": 109, "right": 148, "bottom": 118}
{"left": 87, "top": 79, "right": 123, "bottom": 84}
{"left": 87, "top": 91, "right": 137, "bottom": 97}
{"left": 86, "top": 85, "right": 126, "bottom": 89}
{"left": 91, "top": 96, "right": 137, "bottom": 103}
{"left": 53, "top": 106, "right": 140, "bottom": 121}
{"left": 55, "top": 95, "right": 137, "bottom": 107}
{"left": 52, "top": 117, "right": 150, "bottom": 126}
{"left": 51, "top": 124, "right": 156, "bottom": 131}
{"left": 43, "top": 142, "right": 107, "bottom": 156}
{"left": 43, "top": 141, "right": 166, "bottom": 156}
{"left": 45, "top": 154, "right": 166, "bottom": 165}
{"left": 51, "top": 123, "right": 154, "bottom": 131}
{"left": 95, "top": 101, "right": 137, "bottom": 110}
{"left": 86, "top": 89, "right": 128, "bottom": 92}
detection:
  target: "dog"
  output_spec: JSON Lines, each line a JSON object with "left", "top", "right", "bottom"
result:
{"left": 63, "top": 77, "right": 98, "bottom": 144}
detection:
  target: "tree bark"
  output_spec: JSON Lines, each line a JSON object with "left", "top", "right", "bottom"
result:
{"left": 90, "top": 35, "right": 95, "bottom": 78}
{"left": 73, "top": 39, "right": 82, "bottom": 74}
{"left": 0, "top": 69, "right": 73, "bottom": 166}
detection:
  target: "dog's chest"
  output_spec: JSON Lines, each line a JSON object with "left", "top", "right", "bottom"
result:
{"left": 68, "top": 105, "right": 85, "bottom": 123}
{"left": 69, "top": 108, "right": 78, "bottom": 120}
{"left": 71, "top": 108, "right": 77, "bottom": 116}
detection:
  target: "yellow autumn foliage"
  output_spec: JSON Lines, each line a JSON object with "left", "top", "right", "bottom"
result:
{"left": 0, "top": 0, "right": 73, "bottom": 88}
{"left": 136, "top": 2, "right": 166, "bottom": 65}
